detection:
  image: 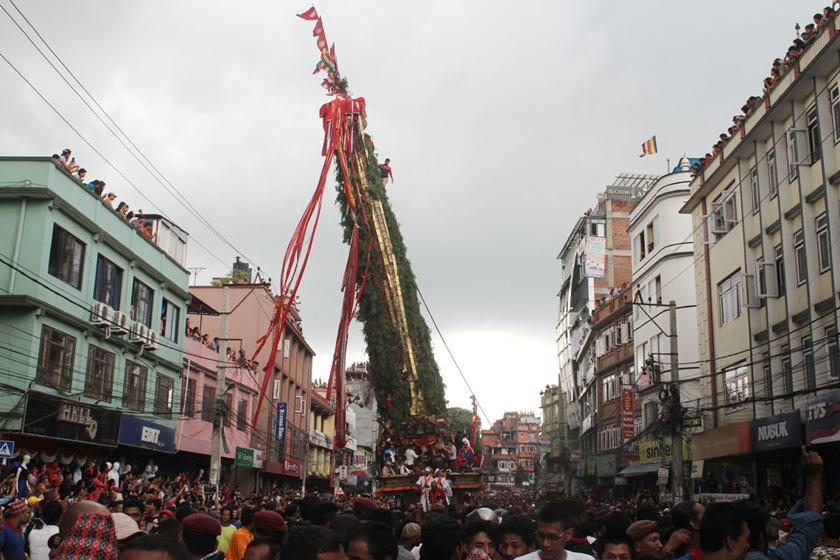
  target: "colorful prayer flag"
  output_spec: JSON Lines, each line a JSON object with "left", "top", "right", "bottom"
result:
{"left": 297, "top": 6, "right": 319, "bottom": 20}
{"left": 640, "top": 136, "right": 658, "bottom": 157}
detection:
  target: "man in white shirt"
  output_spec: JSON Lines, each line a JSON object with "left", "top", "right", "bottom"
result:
{"left": 515, "top": 502, "right": 595, "bottom": 560}
{"left": 28, "top": 500, "right": 61, "bottom": 560}
{"left": 404, "top": 445, "right": 418, "bottom": 468}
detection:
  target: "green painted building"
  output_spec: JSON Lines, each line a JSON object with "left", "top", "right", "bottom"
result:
{"left": 0, "top": 157, "right": 189, "bottom": 465}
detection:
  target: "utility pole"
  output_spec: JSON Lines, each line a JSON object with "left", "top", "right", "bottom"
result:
{"left": 670, "top": 300, "right": 684, "bottom": 502}
{"left": 209, "top": 285, "right": 230, "bottom": 493}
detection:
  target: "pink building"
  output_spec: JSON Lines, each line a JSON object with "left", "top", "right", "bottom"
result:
{"left": 178, "top": 336, "right": 262, "bottom": 493}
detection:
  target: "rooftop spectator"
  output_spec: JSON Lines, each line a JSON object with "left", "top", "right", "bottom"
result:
{"left": 103, "top": 192, "right": 117, "bottom": 207}
{"left": 73, "top": 168, "right": 87, "bottom": 182}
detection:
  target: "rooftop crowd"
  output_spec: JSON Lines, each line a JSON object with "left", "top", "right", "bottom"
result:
{"left": 51, "top": 148, "right": 157, "bottom": 241}
{"left": 691, "top": 4, "right": 839, "bottom": 179}
{"left": 0, "top": 446, "right": 833, "bottom": 560}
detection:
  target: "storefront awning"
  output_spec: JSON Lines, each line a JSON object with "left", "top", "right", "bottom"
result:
{"left": 617, "top": 463, "right": 660, "bottom": 477}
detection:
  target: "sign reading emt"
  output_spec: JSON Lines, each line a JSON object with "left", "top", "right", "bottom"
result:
{"left": 118, "top": 415, "right": 175, "bottom": 453}
{"left": 750, "top": 411, "right": 802, "bottom": 453}
{"left": 275, "top": 402, "right": 288, "bottom": 442}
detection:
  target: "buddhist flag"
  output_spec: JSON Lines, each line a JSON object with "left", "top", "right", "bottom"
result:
{"left": 640, "top": 136, "right": 658, "bottom": 157}
{"left": 298, "top": 6, "right": 319, "bottom": 20}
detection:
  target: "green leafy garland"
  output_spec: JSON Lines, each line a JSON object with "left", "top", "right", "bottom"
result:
{"left": 335, "top": 130, "right": 446, "bottom": 428}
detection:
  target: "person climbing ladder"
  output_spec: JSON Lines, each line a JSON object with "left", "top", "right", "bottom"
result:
{"left": 378, "top": 158, "right": 394, "bottom": 185}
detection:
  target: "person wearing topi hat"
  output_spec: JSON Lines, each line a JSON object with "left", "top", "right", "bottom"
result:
{"left": 627, "top": 520, "right": 663, "bottom": 560}
{"left": 253, "top": 510, "right": 288, "bottom": 542}
{"left": 2, "top": 498, "right": 31, "bottom": 560}
{"left": 182, "top": 513, "right": 224, "bottom": 560}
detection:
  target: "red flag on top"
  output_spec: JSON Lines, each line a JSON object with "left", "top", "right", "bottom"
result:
{"left": 313, "top": 18, "right": 324, "bottom": 37}
{"left": 297, "top": 6, "right": 319, "bottom": 20}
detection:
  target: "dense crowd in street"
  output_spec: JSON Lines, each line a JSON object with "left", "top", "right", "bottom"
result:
{"left": 0, "top": 446, "right": 834, "bottom": 560}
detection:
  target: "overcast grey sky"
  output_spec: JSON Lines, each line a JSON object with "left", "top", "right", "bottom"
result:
{"left": 0, "top": 1, "right": 810, "bottom": 424}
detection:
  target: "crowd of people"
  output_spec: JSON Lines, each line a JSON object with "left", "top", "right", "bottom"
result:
{"left": 0, "top": 446, "right": 832, "bottom": 560}
{"left": 183, "top": 317, "right": 261, "bottom": 372}
{"left": 691, "top": 5, "right": 838, "bottom": 179}
{"left": 51, "top": 148, "right": 157, "bottom": 241}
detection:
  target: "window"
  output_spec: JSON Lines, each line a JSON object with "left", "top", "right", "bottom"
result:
{"left": 635, "top": 286, "right": 647, "bottom": 319}
{"left": 775, "top": 244, "right": 786, "bottom": 296}
{"left": 781, "top": 345, "right": 793, "bottom": 396}
{"left": 827, "top": 326, "right": 840, "bottom": 379}
{"left": 48, "top": 225, "right": 85, "bottom": 290}
{"left": 788, "top": 129, "right": 802, "bottom": 181}
{"left": 719, "top": 271, "right": 743, "bottom": 325}
{"left": 763, "top": 352, "right": 772, "bottom": 398}
{"left": 237, "top": 399, "right": 248, "bottom": 431}
{"left": 201, "top": 385, "right": 215, "bottom": 422}
{"left": 131, "top": 279, "right": 154, "bottom": 327}
{"left": 768, "top": 149, "right": 778, "bottom": 198}
{"left": 93, "top": 255, "right": 122, "bottom": 309}
{"left": 602, "top": 373, "right": 618, "bottom": 403}
{"left": 712, "top": 183, "right": 738, "bottom": 239}
{"left": 644, "top": 402, "right": 658, "bottom": 427}
{"left": 724, "top": 363, "right": 749, "bottom": 413}
{"left": 817, "top": 214, "right": 831, "bottom": 273}
{"left": 224, "top": 392, "right": 233, "bottom": 427}
{"left": 646, "top": 217, "right": 659, "bottom": 254}
{"left": 795, "top": 230, "right": 807, "bottom": 286}
{"left": 635, "top": 231, "right": 647, "bottom": 262}
{"left": 599, "top": 425, "right": 620, "bottom": 450}
{"left": 807, "top": 107, "right": 822, "bottom": 164}
{"left": 181, "top": 376, "right": 196, "bottom": 417}
{"left": 155, "top": 374, "right": 174, "bottom": 418}
{"left": 37, "top": 325, "right": 76, "bottom": 391}
{"left": 160, "top": 299, "right": 180, "bottom": 342}
{"left": 123, "top": 361, "right": 148, "bottom": 411}
{"left": 649, "top": 276, "right": 662, "bottom": 305}
{"left": 750, "top": 166, "right": 760, "bottom": 213}
{"left": 84, "top": 346, "right": 115, "bottom": 402}
{"left": 803, "top": 336, "right": 816, "bottom": 390}
{"left": 283, "top": 338, "right": 291, "bottom": 357}
{"left": 833, "top": 83, "right": 840, "bottom": 143}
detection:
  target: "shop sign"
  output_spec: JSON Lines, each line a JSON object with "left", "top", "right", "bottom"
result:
{"left": 234, "top": 447, "right": 254, "bottom": 469}
{"left": 639, "top": 438, "right": 688, "bottom": 465}
{"left": 621, "top": 389, "right": 635, "bottom": 442}
{"left": 614, "top": 476, "right": 628, "bottom": 486}
{"left": 119, "top": 415, "right": 175, "bottom": 453}
{"left": 691, "top": 422, "right": 751, "bottom": 460}
{"left": 697, "top": 493, "right": 744, "bottom": 503}
{"left": 806, "top": 390, "right": 840, "bottom": 444}
{"left": 691, "top": 459, "right": 705, "bottom": 479}
{"left": 275, "top": 403, "right": 288, "bottom": 442}
{"left": 596, "top": 454, "right": 617, "bottom": 477}
{"left": 24, "top": 392, "right": 120, "bottom": 446}
{"left": 585, "top": 237, "right": 606, "bottom": 279}
{"left": 253, "top": 449, "right": 263, "bottom": 469}
{"left": 283, "top": 459, "right": 301, "bottom": 476}
{"left": 310, "top": 429, "right": 334, "bottom": 449}
{"left": 751, "top": 411, "right": 802, "bottom": 452}
{"left": 605, "top": 186, "right": 647, "bottom": 200}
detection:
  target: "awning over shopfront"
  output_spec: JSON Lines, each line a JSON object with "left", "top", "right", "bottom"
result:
{"left": 618, "top": 463, "right": 660, "bottom": 477}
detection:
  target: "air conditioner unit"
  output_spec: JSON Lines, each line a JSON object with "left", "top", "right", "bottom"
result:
{"left": 129, "top": 321, "right": 147, "bottom": 343}
{"left": 112, "top": 311, "right": 130, "bottom": 334}
{"left": 91, "top": 302, "right": 113, "bottom": 326}
{"left": 145, "top": 330, "right": 159, "bottom": 351}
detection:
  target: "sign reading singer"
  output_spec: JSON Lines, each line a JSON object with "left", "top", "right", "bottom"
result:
{"left": 275, "top": 403, "right": 288, "bottom": 442}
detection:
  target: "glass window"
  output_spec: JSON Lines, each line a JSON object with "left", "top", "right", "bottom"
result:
{"left": 154, "top": 374, "right": 174, "bottom": 418}
{"left": 131, "top": 279, "right": 154, "bottom": 327}
{"left": 37, "top": 325, "right": 76, "bottom": 391}
{"left": 827, "top": 326, "right": 840, "bottom": 379}
{"left": 781, "top": 345, "right": 793, "bottom": 396}
{"left": 84, "top": 346, "right": 115, "bottom": 402}
{"left": 807, "top": 107, "right": 822, "bottom": 164}
{"left": 712, "top": 183, "right": 738, "bottom": 240}
{"left": 817, "top": 214, "right": 831, "bottom": 273}
{"left": 750, "top": 166, "right": 760, "bottom": 213}
{"left": 795, "top": 230, "right": 807, "bottom": 286}
{"left": 832, "top": 84, "right": 840, "bottom": 143}
{"left": 48, "top": 225, "right": 85, "bottom": 290}
{"left": 803, "top": 336, "right": 816, "bottom": 390}
{"left": 201, "top": 385, "right": 215, "bottom": 422}
{"left": 763, "top": 352, "right": 772, "bottom": 399}
{"left": 123, "top": 361, "right": 148, "bottom": 411}
{"left": 724, "top": 363, "right": 749, "bottom": 413}
{"left": 718, "top": 271, "right": 743, "bottom": 325}
{"left": 768, "top": 149, "right": 778, "bottom": 198}
{"left": 93, "top": 255, "right": 122, "bottom": 310}
{"left": 181, "top": 377, "right": 196, "bottom": 417}
{"left": 160, "top": 299, "right": 180, "bottom": 342}
{"left": 775, "top": 244, "right": 786, "bottom": 296}
{"left": 237, "top": 399, "right": 248, "bottom": 431}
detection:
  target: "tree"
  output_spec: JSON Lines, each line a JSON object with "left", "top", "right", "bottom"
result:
{"left": 515, "top": 464, "right": 529, "bottom": 487}
{"left": 211, "top": 268, "right": 250, "bottom": 286}
{"left": 444, "top": 407, "right": 483, "bottom": 453}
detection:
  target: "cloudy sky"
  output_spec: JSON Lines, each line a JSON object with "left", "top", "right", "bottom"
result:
{"left": 0, "top": 1, "right": 810, "bottom": 424}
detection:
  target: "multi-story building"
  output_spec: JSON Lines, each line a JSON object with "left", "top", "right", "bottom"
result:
{"left": 343, "top": 362, "right": 378, "bottom": 493}
{"left": 481, "top": 411, "right": 539, "bottom": 490}
{"left": 556, "top": 175, "right": 653, "bottom": 491}
{"left": 308, "top": 381, "right": 336, "bottom": 494}
{"left": 682, "top": 20, "right": 840, "bottom": 495}
{"left": 539, "top": 384, "right": 563, "bottom": 493}
{"left": 624, "top": 160, "right": 702, "bottom": 487}
{"left": 188, "top": 280, "right": 315, "bottom": 489}
{"left": 0, "top": 157, "right": 189, "bottom": 474}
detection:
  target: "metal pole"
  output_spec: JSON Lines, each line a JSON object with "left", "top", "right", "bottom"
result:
{"left": 209, "top": 285, "right": 230, "bottom": 492}
{"left": 302, "top": 398, "right": 309, "bottom": 495}
{"left": 670, "top": 300, "right": 684, "bottom": 502}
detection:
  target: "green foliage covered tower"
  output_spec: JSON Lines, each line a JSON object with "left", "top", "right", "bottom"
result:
{"left": 335, "top": 129, "right": 446, "bottom": 430}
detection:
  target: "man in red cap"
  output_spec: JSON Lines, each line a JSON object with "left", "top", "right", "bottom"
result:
{"left": 253, "top": 510, "right": 287, "bottom": 542}
{"left": 1, "top": 499, "right": 30, "bottom": 560}
{"left": 627, "top": 520, "right": 663, "bottom": 560}
{"left": 182, "top": 513, "right": 224, "bottom": 560}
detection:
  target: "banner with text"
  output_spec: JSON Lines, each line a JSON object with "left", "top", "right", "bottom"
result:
{"left": 275, "top": 403, "right": 288, "bottom": 442}
{"left": 585, "top": 236, "right": 606, "bottom": 278}
{"left": 622, "top": 388, "right": 635, "bottom": 442}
